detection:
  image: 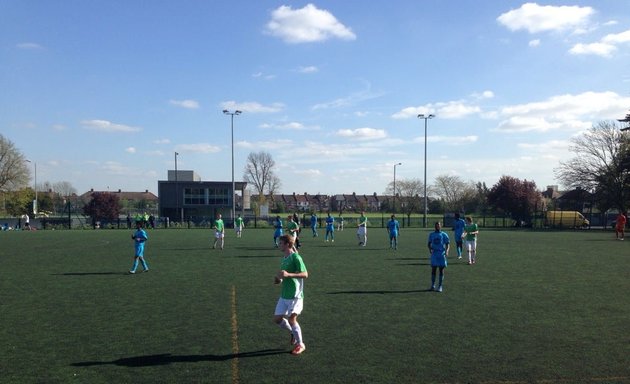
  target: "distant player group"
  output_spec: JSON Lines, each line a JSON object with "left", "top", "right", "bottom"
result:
{"left": 126, "top": 210, "right": 481, "bottom": 356}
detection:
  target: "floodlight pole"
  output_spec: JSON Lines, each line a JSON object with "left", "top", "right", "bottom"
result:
{"left": 393, "top": 162, "right": 402, "bottom": 213}
{"left": 25, "top": 159, "right": 37, "bottom": 215}
{"left": 418, "top": 114, "right": 435, "bottom": 228}
{"left": 175, "top": 151, "right": 180, "bottom": 223}
{"left": 223, "top": 109, "right": 242, "bottom": 227}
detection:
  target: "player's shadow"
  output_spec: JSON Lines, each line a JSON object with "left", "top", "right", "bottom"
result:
{"left": 327, "top": 289, "right": 425, "bottom": 295}
{"left": 53, "top": 272, "right": 123, "bottom": 276}
{"left": 71, "top": 349, "right": 287, "bottom": 367}
{"left": 236, "top": 254, "right": 277, "bottom": 258}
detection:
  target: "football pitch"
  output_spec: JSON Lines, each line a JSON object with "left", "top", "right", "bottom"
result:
{"left": 1, "top": 227, "right": 628, "bottom": 384}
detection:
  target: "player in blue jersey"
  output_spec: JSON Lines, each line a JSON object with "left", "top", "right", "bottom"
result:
{"left": 273, "top": 234, "right": 308, "bottom": 355}
{"left": 324, "top": 212, "right": 335, "bottom": 242}
{"left": 427, "top": 221, "right": 450, "bottom": 292}
{"left": 273, "top": 216, "right": 284, "bottom": 248}
{"left": 129, "top": 220, "right": 149, "bottom": 274}
{"left": 387, "top": 214, "right": 400, "bottom": 250}
{"left": 310, "top": 213, "right": 318, "bottom": 237}
{"left": 452, "top": 213, "right": 466, "bottom": 259}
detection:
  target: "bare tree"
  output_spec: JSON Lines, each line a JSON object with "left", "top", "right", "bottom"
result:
{"left": 243, "top": 151, "right": 281, "bottom": 214}
{"left": 394, "top": 178, "right": 424, "bottom": 218}
{"left": 432, "top": 174, "right": 476, "bottom": 212}
{"left": 555, "top": 120, "right": 630, "bottom": 211}
{"left": 0, "top": 134, "right": 30, "bottom": 191}
{"left": 52, "top": 181, "right": 78, "bottom": 197}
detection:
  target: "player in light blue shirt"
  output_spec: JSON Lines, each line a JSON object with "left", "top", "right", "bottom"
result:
{"left": 310, "top": 213, "right": 318, "bottom": 237}
{"left": 324, "top": 213, "right": 335, "bottom": 242}
{"left": 129, "top": 220, "right": 149, "bottom": 274}
{"left": 427, "top": 221, "right": 450, "bottom": 292}
{"left": 387, "top": 214, "right": 400, "bottom": 250}
{"left": 452, "top": 213, "right": 466, "bottom": 259}
{"left": 273, "top": 216, "right": 284, "bottom": 248}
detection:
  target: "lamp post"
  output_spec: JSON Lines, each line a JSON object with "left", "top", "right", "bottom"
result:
{"left": 223, "top": 109, "right": 242, "bottom": 227}
{"left": 25, "top": 159, "right": 37, "bottom": 215}
{"left": 174, "top": 151, "right": 180, "bottom": 223}
{"left": 393, "top": 162, "right": 402, "bottom": 213}
{"left": 417, "top": 114, "right": 435, "bottom": 228}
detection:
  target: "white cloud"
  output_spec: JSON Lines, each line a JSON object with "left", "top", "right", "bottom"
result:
{"left": 297, "top": 65, "right": 319, "bottom": 73}
{"left": 16, "top": 42, "right": 43, "bottom": 50}
{"left": 175, "top": 143, "right": 221, "bottom": 153}
{"left": 497, "top": 3, "right": 594, "bottom": 34}
{"left": 529, "top": 39, "right": 541, "bottom": 47}
{"left": 260, "top": 122, "right": 316, "bottom": 131}
{"left": 569, "top": 42, "right": 617, "bottom": 57}
{"left": 570, "top": 29, "right": 630, "bottom": 57}
{"left": 169, "top": 99, "right": 200, "bottom": 109}
{"left": 81, "top": 119, "right": 141, "bottom": 133}
{"left": 335, "top": 128, "right": 387, "bottom": 140}
{"left": 495, "top": 91, "right": 630, "bottom": 133}
{"left": 265, "top": 4, "right": 356, "bottom": 44}
{"left": 237, "top": 139, "right": 294, "bottom": 150}
{"left": 312, "top": 81, "right": 383, "bottom": 110}
{"left": 602, "top": 29, "right": 630, "bottom": 44}
{"left": 125, "top": 147, "right": 136, "bottom": 154}
{"left": 392, "top": 100, "right": 480, "bottom": 119}
{"left": 220, "top": 101, "right": 284, "bottom": 113}
{"left": 153, "top": 138, "right": 171, "bottom": 144}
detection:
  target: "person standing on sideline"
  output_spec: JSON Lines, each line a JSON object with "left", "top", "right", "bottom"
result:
{"left": 324, "top": 212, "right": 335, "bottom": 242}
{"left": 387, "top": 214, "right": 400, "bottom": 250}
{"left": 453, "top": 213, "right": 466, "bottom": 259}
{"left": 22, "top": 214, "right": 31, "bottom": 230}
{"left": 273, "top": 234, "right": 308, "bottom": 355}
{"left": 428, "top": 221, "right": 449, "bottom": 292}
{"left": 212, "top": 213, "right": 225, "bottom": 250}
{"left": 338, "top": 214, "right": 344, "bottom": 231}
{"left": 463, "top": 216, "right": 479, "bottom": 264}
{"left": 357, "top": 211, "right": 368, "bottom": 246}
{"left": 310, "top": 213, "right": 318, "bottom": 237}
{"left": 273, "top": 216, "right": 284, "bottom": 248}
{"left": 235, "top": 214, "right": 244, "bottom": 238}
{"left": 129, "top": 220, "right": 149, "bottom": 274}
{"left": 615, "top": 211, "right": 626, "bottom": 240}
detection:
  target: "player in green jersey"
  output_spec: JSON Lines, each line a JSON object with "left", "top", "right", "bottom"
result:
{"left": 273, "top": 234, "right": 308, "bottom": 355}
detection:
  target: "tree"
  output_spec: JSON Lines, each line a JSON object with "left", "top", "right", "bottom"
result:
{"left": 555, "top": 121, "right": 630, "bottom": 211}
{"left": 243, "top": 151, "right": 281, "bottom": 214}
{"left": 0, "top": 134, "right": 30, "bottom": 192}
{"left": 432, "top": 174, "right": 477, "bottom": 213}
{"left": 394, "top": 178, "right": 424, "bottom": 219}
{"left": 487, "top": 175, "right": 543, "bottom": 224}
{"left": 4, "top": 188, "right": 33, "bottom": 216}
{"left": 83, "top": 192, "right": 121, "bottom": 225}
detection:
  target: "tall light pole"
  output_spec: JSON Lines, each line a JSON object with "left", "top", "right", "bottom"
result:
{"left": 174, "top": 151, "right": 180, "bottom": 223}
{"left": 25, "top": 159, "right": 37, "bottom": 215}
{"left": 393, "top": 162, "right": 402, "bottom": 213}
{"left": 223, "top": 109, "right": 242, "bottom": 227}
{"left": 418, "top": 114, "right": 435, "bottom": 228}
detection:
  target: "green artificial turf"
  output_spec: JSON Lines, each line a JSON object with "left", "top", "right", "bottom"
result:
{"left": 0, "top": 227, "right": 628, "bottom": 383}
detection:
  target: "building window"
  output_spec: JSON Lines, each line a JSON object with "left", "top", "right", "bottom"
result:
{"left": 184, "top": 188, "right": 206, "bottom": 205}
{"left": 184, "top": 187, "right": 229, "bottom": 205}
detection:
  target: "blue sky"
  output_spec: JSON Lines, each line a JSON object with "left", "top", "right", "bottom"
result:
{"left": 2, "top": 1, "right": 629, "bottom": 196}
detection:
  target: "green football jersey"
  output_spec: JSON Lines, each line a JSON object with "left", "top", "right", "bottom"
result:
{"left": 464, "top": 223, "right": 478, "bottom": 241}
{"left": 280, "top": 252, "right": 307, "bottom": 299}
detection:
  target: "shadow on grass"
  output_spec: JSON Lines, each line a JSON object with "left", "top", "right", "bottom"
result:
{"left": 236, "top": 255, "right": 277, "bottom": 258}
{"left": 327, "top": 289, "right": 426, "bottom": 295}
{"left": 53, "top": 272, "right": 127, "bottom": 276}
{"left": 71, "top": 349, "right": 287, "bottom": 367}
